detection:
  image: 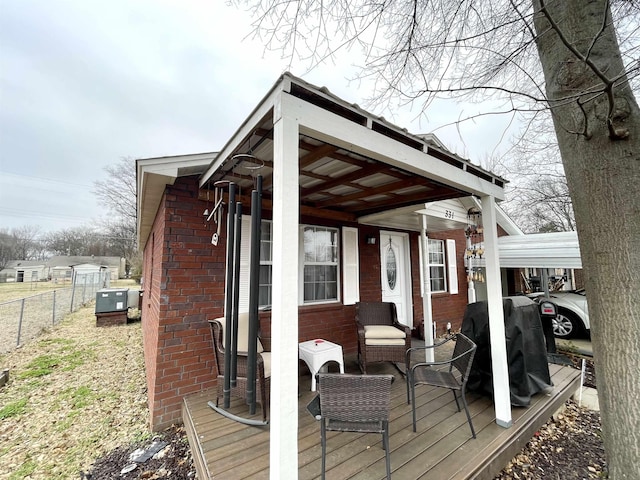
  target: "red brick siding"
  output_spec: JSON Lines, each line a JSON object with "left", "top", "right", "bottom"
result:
{"left": 141, "top": 200, "right": 164, "bottom": 430}
{"left": 142, "top": 176, "right": 222, "bottom": 431}
{"left": 141, "top": 175, "right": 507, "bottom": 430}
{"left": 423, "top": 229, "right": 470, "bottom": 334}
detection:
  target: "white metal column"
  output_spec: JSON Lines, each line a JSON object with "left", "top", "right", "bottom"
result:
{"left": 420, "top": 214, "right": 435, "bottom": 362}
{"left": 481, "top": 195, "right": 512, "bottom": 428}
{"left": 270, "top": 97, "right": 300, "bottom": 478}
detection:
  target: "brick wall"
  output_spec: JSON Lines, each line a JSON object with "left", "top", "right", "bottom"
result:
{"left": 425, "top": 229, "right": 470, "bottom": 334}
{"left": 141, "top": 176, "right": 223, "bottom": 431}
{"left": 140, "top": 175, "right": 505, "bottom": 430}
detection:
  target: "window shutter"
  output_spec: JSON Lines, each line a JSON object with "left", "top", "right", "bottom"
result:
{"left": 342, "top": 227, "right": 360, "bottom": 305}
{"left": 237, "top": 215, "right": 252, "bottom": 313}
{"left": 446, "top": 239, "right": 458, "bottom": 294}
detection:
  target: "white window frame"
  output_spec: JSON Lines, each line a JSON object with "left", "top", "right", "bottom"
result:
{"left": 298, "top": 224, "right": 340, "bottom": 305}
{"left": 428, "top": 239, "right": 447, "bottom": 293}
{"left": 239, "top": 218, "right": 342, "bottom": 309}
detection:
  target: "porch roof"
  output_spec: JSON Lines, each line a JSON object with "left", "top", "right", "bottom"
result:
{"left": 198, "top": 73, "right": 506, "bottom": 223}
{"left": 136, "top": 73, "right": 509, "bottom": 248}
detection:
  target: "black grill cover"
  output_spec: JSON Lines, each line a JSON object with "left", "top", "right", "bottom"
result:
{"left": 461, "top": 296, "right": 552, "bottom": 406}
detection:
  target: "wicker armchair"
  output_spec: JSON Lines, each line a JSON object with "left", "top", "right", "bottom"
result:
{"left": 209, "top": 315, "right": 271, "bottom": 422}
{"left": 317, "top": 373, "right": 394, "bottom": 480}
{"left": 355, "top": 301, "right": 411, "bottom": 374}
{"left": 405, "top": 333, "right": 477, "bottom": 438}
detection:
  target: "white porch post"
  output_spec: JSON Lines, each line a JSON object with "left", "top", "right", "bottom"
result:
{"left": 420, "top": 214, "right": 435, "bottom": 362}
{"left": 481, "top": 195, "right": 512, "bottom": 428}
{"left": 270, "top": 97, "right": 300, "bottom": 477}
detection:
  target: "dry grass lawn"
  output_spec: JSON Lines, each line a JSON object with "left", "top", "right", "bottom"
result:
{"left": 0, "top": 303, "right": 149, "bottom": 479}
{"left": 0, "top": 281, "right": 64, "bottom": 304}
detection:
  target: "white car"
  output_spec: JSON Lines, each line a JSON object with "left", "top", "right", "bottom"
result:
{"left": 530, "top": 289, "right": 590, "bottom": 339}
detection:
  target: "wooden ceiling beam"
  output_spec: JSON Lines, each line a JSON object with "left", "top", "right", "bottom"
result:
{"left": 313, "top": 177, "right": 430, "bottom": 208}
{"left": 197, "top": 190, "right": 357, "bottom": 222}
{"left": 342, "top": 188, "right": 461, "bottom": 214}
{"left": 299, "top": 143, "right": 338, "bottom": 169}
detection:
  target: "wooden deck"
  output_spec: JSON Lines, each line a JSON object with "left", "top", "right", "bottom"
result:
{"left": 183, "top": 357, "right": 581, "bottom": 480}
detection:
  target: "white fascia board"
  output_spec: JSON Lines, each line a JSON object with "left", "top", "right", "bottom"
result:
{"left": 496, "top": 208, "right": 524, "bottom": 235}
{"left": 281, "top": 93, "right": 505, "bottom": 201}
{"left": 421, "top": 199, "right": 470, "bottom": 225}
{"left": 137, "top": 154, "right": 214, "bottom": 248}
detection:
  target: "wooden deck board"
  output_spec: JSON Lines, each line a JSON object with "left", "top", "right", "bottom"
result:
{"left": 184, "top": 361, "right": 581, "bottom": 479}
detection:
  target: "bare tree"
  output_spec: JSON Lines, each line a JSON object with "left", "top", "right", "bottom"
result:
{"left": 93, "top": 157, "right": 137, "bottom": 224}
{"left": 497, "top": 114, "right": 576, "bottom": 233}
{"left": 233, "top": 1, "right": 640, "bottom": 476}
{"left": 45, "top": 226, "right": 100, "bottom": 256}
{"left": 11, "top": 225, "right": 42, "bottom": 260}
{"left": 93, "top": 157, "right": 138, "bottom": 265}
{"left": 0, "top": 229, "right": 16, "bottom": 270}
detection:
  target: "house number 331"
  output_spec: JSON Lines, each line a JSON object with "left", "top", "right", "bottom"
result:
{"left": 444, "top": 210, "right": 454, "bottom": 219}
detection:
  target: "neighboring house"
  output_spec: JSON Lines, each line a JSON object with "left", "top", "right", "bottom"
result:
{"left": 0, "top": 260, "right": 48, "bottom": 283}
{"left": 46, "top": 256, "right": 125, "bottom": 282}
{"left": 136, "top": 72, "right": 516, "bottom": 466}
{"left": 0, "top": 256, "right": 126, "bottom": 284}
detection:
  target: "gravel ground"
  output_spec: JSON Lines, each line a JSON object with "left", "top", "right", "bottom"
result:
{"left": 1, "top": 305, "right": 604, "bottom": 479}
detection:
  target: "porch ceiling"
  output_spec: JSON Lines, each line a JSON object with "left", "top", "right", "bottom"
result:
{"left": 201, "top": 128, "right": 471, "bottom": 222}
{"left": 199, "top": 74, "right": 507, "bottom": 226}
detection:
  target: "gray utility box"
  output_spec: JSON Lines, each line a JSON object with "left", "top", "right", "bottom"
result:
{"left": 127, "top": 289, "right": 140, "bottom": 309}
{"left": 95, "top": 288, "right": 129, "bottom": 313}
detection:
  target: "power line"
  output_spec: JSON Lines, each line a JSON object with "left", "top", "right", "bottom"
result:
{"left": 0, "top": 171, "right": 95, "bottom": 190}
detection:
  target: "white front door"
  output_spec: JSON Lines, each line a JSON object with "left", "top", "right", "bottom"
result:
{"left": 380, "top": 231, "right": 413, "bottom": 328}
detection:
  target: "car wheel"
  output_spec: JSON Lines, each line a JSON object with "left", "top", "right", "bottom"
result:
{"left": 553, "top": 310, "right": 583, "bottom": 339}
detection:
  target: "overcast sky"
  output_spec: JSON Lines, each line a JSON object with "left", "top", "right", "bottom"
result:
{"left": 0, "top": 0, "right": 516, "bottom": 235}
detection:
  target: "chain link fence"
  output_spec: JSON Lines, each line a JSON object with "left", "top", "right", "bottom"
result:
{"left": 0, "top": 272, "right": 110, "bottom": 354}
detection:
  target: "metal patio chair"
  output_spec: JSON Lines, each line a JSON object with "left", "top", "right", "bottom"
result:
{"left": 317, "top": 373, "right": 394, "bottom": 480}
{"left": 406, "top": 333, "right": 477, "bottom": 438}
{"left": 355, "top": 301, "right": 411, "bottom": 374}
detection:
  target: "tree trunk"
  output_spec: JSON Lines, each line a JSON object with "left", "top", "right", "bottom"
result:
{"left": 532, "top": 1, "right": 640, "bottom": 478}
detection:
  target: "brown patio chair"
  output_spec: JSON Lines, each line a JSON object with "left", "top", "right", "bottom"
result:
{"left": 209, "top": 314, "right": 271, "bottom": 422}
{"left": 355, "top": 301, "right": 411, "bottom": 374}
{"left": 405, "top": 333, "right": 477, "bottom": 438}
{"left": 317, "top": 373, "right": 394, "bottom": 480}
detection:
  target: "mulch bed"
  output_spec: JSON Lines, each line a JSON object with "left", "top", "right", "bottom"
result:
{"left": 86, "top": 425, "right": 195, "bottom": 479}
{"left": 494, "top": 400, "right": 606, "bottom": 479}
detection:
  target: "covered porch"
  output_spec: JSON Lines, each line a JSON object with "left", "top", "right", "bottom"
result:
{"left": 183, "top": 355, "right": 581, "bottom": 479}
{"left": 193, "top": 72, "right": 512, "bottom": 477}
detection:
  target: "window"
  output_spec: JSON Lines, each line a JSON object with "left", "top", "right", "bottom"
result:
{"left": 428, "top": 239, "right": 447, "bottom": 293}
{"left": 302, "top": 226, "right": 339, "bottom": 303}
{"left": 258, "top": 221, "right": 273, "bottom": 307}
{"left": 247, "top": 221, "right": 340, "bottom": 308}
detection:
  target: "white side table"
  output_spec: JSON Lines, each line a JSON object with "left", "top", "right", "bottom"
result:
{"left": 299, "top": 339, "right": 345, "bottom": 391}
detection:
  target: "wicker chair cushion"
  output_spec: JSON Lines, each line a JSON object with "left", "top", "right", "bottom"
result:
{"left": 364, "top": 325, "right": 406, "bottom": 339}
{"left": 364, "top": 325, "right": 406, "bottom": 346}
{"left": 365, "top": 338, "right": 407, "bottom": 346}
{"left": 215, "top": 313, "right": 265, "bottom": 354}
{"left": 260, "top": 352, "right": 272, "bottom": 378}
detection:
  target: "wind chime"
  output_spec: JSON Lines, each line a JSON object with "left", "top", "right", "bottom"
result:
{"left": 465, "top": 207, "right": 485, "bottom": 284}
{"left": 204, "top": 151, "right": 266, "bottom": 426}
